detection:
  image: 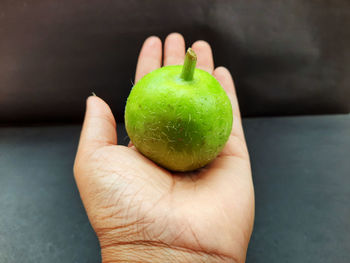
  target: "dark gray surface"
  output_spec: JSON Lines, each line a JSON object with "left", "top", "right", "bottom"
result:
{"left": 245, "top": 115, "right": 350, "bottom": 263}
{"left": 1, "top": 0, "right": 350, "bottom": 123}
{"left": 0, "top": 115, "right": 349, "bottom": 262}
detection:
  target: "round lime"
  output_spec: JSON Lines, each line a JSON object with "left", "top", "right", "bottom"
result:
{"left": 125, "top": 49, "right": 232, "bottom": 172}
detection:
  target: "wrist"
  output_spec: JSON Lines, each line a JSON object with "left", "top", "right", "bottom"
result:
{"left": 101, "top": 241, "right": 240, "bottom": 263}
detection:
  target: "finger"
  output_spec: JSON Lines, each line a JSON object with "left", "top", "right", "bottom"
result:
{"left": 191, "top": 40, "right": 214, "bottom": 73}
{"left": 128, "top": 140, "right": 134, "bottom": 147}
{"left": 77, "top": 96, "right": 117, "bottom": 155}
{"left": 135, "top": 36, "right": 162, "bottom": 83}
{"left": 213, "top": 67, "right": 248, "bottom": 157}
{"left": 164, "top": 32, "right": 185, "bottom": 66}
{"left": 213, "top": 67, "right": 241, "bottom": 122}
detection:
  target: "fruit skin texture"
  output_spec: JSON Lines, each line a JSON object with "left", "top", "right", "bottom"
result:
{"left": 125, "top": 65, "right": 233, "bottom": 172}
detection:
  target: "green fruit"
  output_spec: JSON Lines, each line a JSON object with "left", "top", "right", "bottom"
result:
{"left": 125, "top": 48, "right": 232, "bottom": 172}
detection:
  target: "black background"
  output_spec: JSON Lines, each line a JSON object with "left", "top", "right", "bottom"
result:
{"left": 0, "top": 0, "right": 349, "bottom": 124}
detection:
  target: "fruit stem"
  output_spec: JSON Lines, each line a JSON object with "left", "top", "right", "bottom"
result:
{"left": 180, "top": 48, "right": 197, "bottom": 81}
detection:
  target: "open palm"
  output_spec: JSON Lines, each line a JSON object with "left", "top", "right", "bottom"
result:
{"left": 74, "top": 33, "right": 254, "bottom": 263}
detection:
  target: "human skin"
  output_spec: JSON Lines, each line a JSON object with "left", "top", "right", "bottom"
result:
{"left": 73, "top": 33, "right": 255, "bottom": 263}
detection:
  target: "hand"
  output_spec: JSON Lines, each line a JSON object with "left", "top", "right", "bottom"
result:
{"left": 74, "top": 33, "right": 254, "bottom": 263}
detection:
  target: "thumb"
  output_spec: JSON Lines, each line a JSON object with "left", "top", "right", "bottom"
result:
{"left": 77, "top": 96, "right": 117, "bottom": 155}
